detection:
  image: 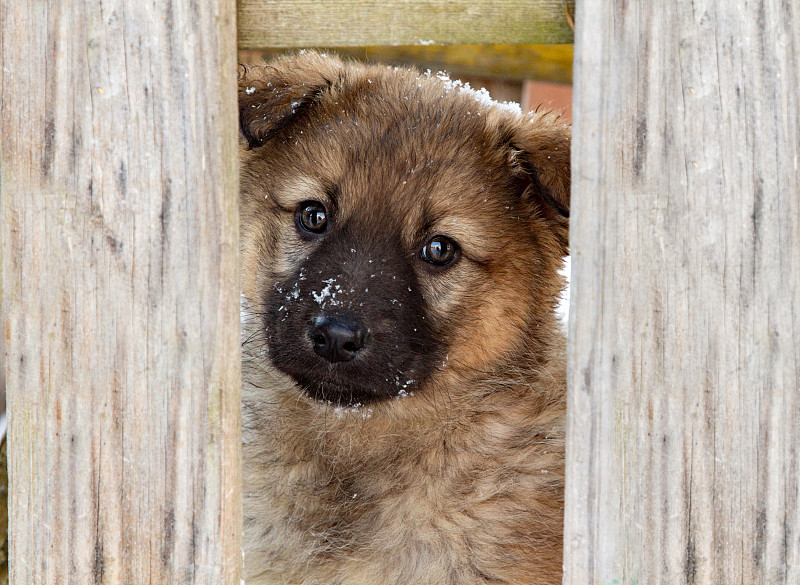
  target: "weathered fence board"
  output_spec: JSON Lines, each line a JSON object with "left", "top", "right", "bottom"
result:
{"left": 238, "top": 0, "right": 575, "bottom": 47}
{"left": 0, "top": 1, "right": 241, "bottom": 583}
{"left": 566, "top": 1, "right": 799, "bottom": 583}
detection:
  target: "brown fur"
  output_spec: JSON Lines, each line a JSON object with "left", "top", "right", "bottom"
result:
{"left": 239, "top": 52, "right": 570, "bottom": 585}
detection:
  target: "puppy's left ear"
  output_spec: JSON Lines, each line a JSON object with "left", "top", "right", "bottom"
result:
{"left": 505, "top": 115, "right": 571, "bottom": 253}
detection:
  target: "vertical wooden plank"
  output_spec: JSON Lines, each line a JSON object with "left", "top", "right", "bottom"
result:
{"left": 0, "top": 1, "right": 241, "bottom": 583}
{"left": 566, "top": 0, "right": 800, "bottom": 583}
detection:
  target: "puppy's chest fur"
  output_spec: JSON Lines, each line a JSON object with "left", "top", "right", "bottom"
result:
{"left": 242, "top": 349, "right": 565, "bottom": 585}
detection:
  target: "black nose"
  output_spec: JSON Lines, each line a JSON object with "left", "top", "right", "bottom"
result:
{"left": 309, "top": 316, "right": 369, "bottom": 363}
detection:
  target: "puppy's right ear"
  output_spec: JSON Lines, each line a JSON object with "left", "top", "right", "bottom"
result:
{"left": 238, "top": 53, "right": 343, "bottom": 148}
{"left": 500, "top": 113, "right": 571, "bottom": 254}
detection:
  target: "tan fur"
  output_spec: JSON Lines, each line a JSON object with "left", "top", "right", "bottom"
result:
{"left": 239, "top": 52, "right": 570, "bottom": 585}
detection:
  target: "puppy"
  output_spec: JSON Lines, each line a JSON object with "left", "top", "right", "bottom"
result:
{"left": 238, "top": 52, "right": 570, "bottom": 585}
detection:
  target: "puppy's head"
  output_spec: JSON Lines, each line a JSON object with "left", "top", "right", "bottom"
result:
{"left": 239, "top": 52, "right": 570, "bottom": 407}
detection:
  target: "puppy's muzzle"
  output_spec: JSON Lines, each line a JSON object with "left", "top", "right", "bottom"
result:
{"left": 309, "top": 315, "right": 369, "bottom": 363}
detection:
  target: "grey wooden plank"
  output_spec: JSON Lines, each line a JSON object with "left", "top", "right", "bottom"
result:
{"left": 0, "top": 0, "right": 242, "bottom": 582}
{"left": 566, "top": 0, "right": 800, "bottom": 583}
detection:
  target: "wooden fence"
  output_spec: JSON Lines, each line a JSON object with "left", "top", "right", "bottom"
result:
{"left": 566, "top": 1, "right": 799, "bottom": 583}
{"left": 1, "top": 0, "right": 797, "bottom": 583}
{"left": 1, "top": 0, "right": 241, "bottom": 582}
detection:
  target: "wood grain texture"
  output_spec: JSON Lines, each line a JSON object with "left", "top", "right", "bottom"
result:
{"left": 565, "top": 1, "right": 800, "bottom": 584}
{"left": 237, "top": 0, "right": 576, "bottom": 47}
{"left": 0, "top": 1, "right": 241, "bottom": 583}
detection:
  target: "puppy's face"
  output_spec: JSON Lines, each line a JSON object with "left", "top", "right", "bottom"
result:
{"left": 239, "top": 53, "right": 570, "bottom": 407}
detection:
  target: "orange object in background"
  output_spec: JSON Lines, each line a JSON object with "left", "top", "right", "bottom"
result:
{"left": 458, "top": 77, "right": 572, "bottom": 121}
{"left": 522, "top": 80, "right": 572, "bottom": 120}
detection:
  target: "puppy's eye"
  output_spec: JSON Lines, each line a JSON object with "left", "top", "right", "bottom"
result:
{"left": 421, "top": 236, "right": 458, "bottom": 266}
{"left": 297, "top": 201, "right": 328, "bottom": 234}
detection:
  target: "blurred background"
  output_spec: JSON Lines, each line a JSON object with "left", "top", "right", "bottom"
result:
{"left": 239, "top": 44, "right": 573, "bottom": 121}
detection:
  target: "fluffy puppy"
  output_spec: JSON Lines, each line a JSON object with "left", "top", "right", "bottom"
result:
{"left": 238, "top": 52, "right": 570, "bottom": 585}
